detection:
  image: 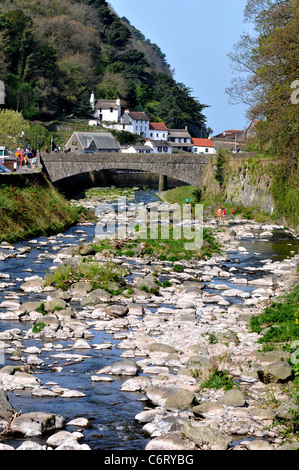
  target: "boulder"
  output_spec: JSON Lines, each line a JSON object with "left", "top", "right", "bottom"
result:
{"left": 0, "top": 390, "right": 16, "bottom": 421}
{"left": 217, "top": 389, "right": 246, "bottom": 407}
{"left": 164, "top": 388, "right": 196, "bottom": 411}
{"left": 11, "top": 412, "right": 66, "bottom": 437}
{"left": 145, "top": 432, "right": 196, "bottom": 451}
{"left": 258, "top": 361, "right": 293, "bottom": 383}
{"left": 181, "top": 421, "right": 233, "bottom": 450}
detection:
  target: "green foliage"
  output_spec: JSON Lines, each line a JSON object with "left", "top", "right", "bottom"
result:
{"left": 46, "top": 259, "right": 128, "bottom": 293}
{"left": 32, "top": 322, "right": 45, "bottom": 333}
{"left": 215, "top": 149, "right": 228, "bottom": 187}
{"left": 200, "top": 370, "right": 235, "bottom": 391}
{"left": 0, "top": 175, "right": 89, "bottom": 243}
{"left": 249, "top": 285, "right": 299, "bottom": 344}
{"left": 0, "top": 0, "right": 207, "bottom": 131}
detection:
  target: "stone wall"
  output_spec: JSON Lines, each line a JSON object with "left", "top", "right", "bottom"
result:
{"left": 201, "top": 155, "right": 276, "bottom": 214}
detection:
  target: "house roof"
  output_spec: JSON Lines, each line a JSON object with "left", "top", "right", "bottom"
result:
{"left": 149, "top": 122, "right": 168, "bottom": 131}
{"left": 191, "top": 138, "right": 215, "bottom": 148}
{"left": 168, "top": 129, "right": 192, "bottom": 138}
{"left": 127, "top": 111, "right": 150, "bottom": 121}
{"left": 95, "top": 99, "right": 120, "bottom": 110}
{"left": 70, "top": 132, "right": 120, "bottom": 150}
{"left": 213, "top": 130, "right": 244, "bottom": 140}
{"left": 147, "top": 140, "right": 172, "bottom": 147}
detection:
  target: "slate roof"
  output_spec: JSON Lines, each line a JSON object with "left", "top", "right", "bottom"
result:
{"left": 168, "top": 129, "right": 192, "bottom": 139}
{"left": 67, "top": 132, "right": 120, "bottom": 151}
{"left": 95, "top": 100, "right": 120, "bottom": 110}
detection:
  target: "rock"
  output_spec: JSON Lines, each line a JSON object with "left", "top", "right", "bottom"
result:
{"left": 78, "top": 243, "right": 95, "bottom": 256}
{"left": 72, "top": 339, "right": 91, "bottom": 349}
{"left": 67, "top": 417, "right": 91, "bottom": 428}
{"left": 0, "top": 443, "right": 15, "bottom": 450}
{"left": 148, "top": 343, "right": 178, "bottom": 354}
{"left": 258, "top": 361, "right": 293, "bottom": 383}
{"left": 46, "top": 430, "right": 79, "bottom": 448}
{"left": 20, "top": 279, "right": 44, "bottom": 293}
{"left": 104, "top": 304, "right": 129, "bottom": 317}
{"left": 16, "top": 441, "right": 45, "bottom": 450}
{"left": 98, "top": 359, "right": 138, "bottom": 376}
{"left": 192, "top": 402, "right": 226, "bottom": 418}
{"left": 33, "top": 314, "right": 60, "bottom": 331}
{"left": 145, "top": 432, "right": 196, "bottom": 451}
{"left": 181, "top": 421, "right": 233, "bottom": 450}
{"left": 44, "top": 298, "right": 67, "bottom": 313}
{"left": 164, "top": 388, "right": 196, "bottom": 411}
{"left": 68, "top": 281, "right": 93, "bottom": 297}
{"left": 121, "top": 376, "right": 151, "bottom": 392}
{"left": 245, "top": 439, "right": 274, "bottom": 450}
{"left": 217, "top": 389, "right": 246, "bottom": 407}
{"left": 11, "top": 412, "right": 66, "bottom": 437}
{"left": 0, "top": 390, "right": 16, "bottom": 421}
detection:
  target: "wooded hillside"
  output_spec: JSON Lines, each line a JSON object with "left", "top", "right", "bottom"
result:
{"left": 0, "top": 0, "right": 207, "bottom": 133}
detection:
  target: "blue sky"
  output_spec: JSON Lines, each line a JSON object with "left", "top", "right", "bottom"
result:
{"left": 108, "top": 0, "right": 252, "bottom": 135}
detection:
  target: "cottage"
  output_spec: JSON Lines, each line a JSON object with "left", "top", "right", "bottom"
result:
{"left": 191, "top": 138, "right": 216, "bottom": 154}
{"left": 122, "top": 144, "right": 153, "bottom": 154}
{"left": 149, "top": 122, "right": 169, "bottom": 141}
{"left": 212, "top": 129, "right": 245, "bottom": 152}
{"left": 167, "top": 128, "right": 192, "bottom": 152}
{"left": 120, "top": 110, "right": 150, "bottom": 137}
{"left": 90, "top": 93, "right": 121, "bottom": 123}
{"left": 65, "top": 132, "right": 120, "bottom": 153}
{"left": 144, "top": 139, "right": 173, "bottom": 154}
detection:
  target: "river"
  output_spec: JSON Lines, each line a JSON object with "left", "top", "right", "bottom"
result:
{"left": 0, "top": 188, "right": 298, "bottom": 450}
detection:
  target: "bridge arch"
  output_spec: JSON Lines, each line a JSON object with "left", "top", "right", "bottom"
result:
{"left": 40, "top": 152, "right": 210, "bottom": 189}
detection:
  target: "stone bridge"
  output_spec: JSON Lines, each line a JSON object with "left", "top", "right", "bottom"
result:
{"left": 40, "top": 153, "right": 210, "bottom": 190}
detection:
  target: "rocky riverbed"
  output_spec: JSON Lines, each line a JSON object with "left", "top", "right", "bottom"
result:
{"left": 0, "top": 192, "right": 298, "bottom": 451}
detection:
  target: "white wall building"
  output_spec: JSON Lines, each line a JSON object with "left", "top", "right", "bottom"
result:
{"left": 191, "top": 138, "right": 216, "bottom": 154}
{"left": 148, "top": 122, "right": 169, "bottom": 141}
{"left": 90, "top": 93, "right": 121, "bottom": 123}
{"left": 120, "top": 110, "right": 150, "bottom": 137}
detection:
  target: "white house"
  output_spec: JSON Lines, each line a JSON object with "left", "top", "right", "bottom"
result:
{"left": 122, "top": 144, "right": 153, "bottom": 154}
{"left": 149, "top": 122, "right": 169, "bottom": 141}
{"left": 168, "top": 128, "right": 193, "bottom": 152}
{"left": 191, "top": 138, "right": 216, "bottom": 154}
{"left": 144, "top": 139, "right": 173, "bottom": 154}
{"left": 90, "top": 93, "right": 121, "bottom": 123}
{"left": 120, "top": 110, "right": 150, "bottom": 137}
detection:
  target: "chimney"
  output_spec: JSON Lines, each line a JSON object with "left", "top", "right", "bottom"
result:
{"left": 90, "top": 92, "right": 95, "bottom": 112}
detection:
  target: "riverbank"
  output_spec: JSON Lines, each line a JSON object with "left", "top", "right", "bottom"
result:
{"left": 0, "top": 190, "right": 298, "bottom": 450}
{"left": 0, "top": 173, "right": 96, "bottom": 244}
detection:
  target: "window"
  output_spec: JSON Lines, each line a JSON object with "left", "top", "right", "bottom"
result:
{"left": 163, "top": 147, "right": 167, "bottom": 152}
{"left": 205, "top": 148, "right": 209, "bottom": 153}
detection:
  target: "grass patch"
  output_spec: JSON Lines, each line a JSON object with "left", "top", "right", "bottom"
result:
{"left": 249, "top": 285, "right": 299, "bottom": 344}
{"left": 45, "top": 260, "right": 128, "bottom": 294}
{"left": 0, "top": 175, "right": 95, "bottom": 243}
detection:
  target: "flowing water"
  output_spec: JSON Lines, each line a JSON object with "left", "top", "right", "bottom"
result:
{"left": 0, "top": 189, "right": 298, "bottom": 450}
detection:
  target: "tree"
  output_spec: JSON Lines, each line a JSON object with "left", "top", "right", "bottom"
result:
{"left": 226, "top": 0, "right": 299, "bottom": 159}
{"left": 0, "top": 109, "right": 29, "bottom": 148}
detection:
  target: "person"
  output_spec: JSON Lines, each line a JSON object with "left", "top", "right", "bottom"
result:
{"left": 217, "top": 207, "right": 223, "bottom": 222}
{"left": 222, "top": 207, "right": 226, "bottom": 217}
{"left": 186, "top": 198, "right": 189, "bottom": 204}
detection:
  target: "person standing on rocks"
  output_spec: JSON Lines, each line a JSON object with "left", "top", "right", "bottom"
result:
{"left": 217, "top": 207, "right": 223, "bottom": 223}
